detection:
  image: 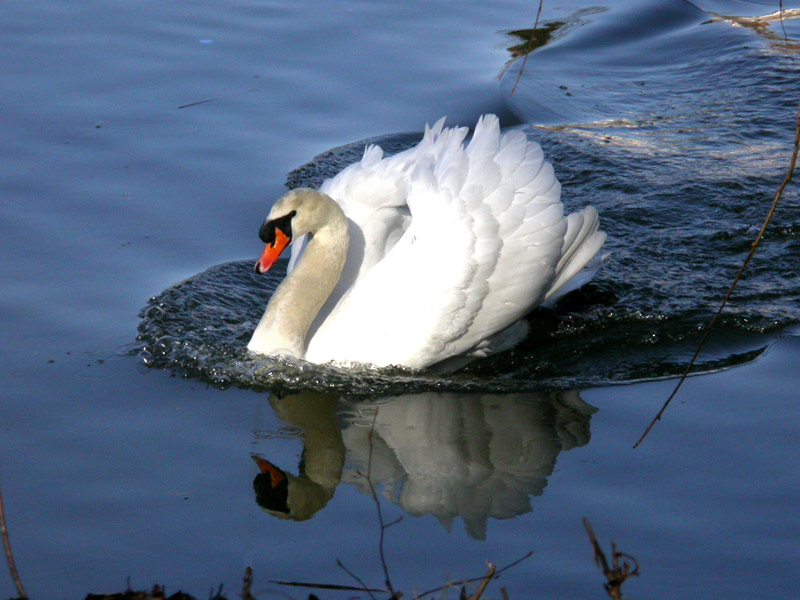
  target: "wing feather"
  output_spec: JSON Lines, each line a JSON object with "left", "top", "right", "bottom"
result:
{"left": 302, "top": 115, "right": 605, "bottom": 367}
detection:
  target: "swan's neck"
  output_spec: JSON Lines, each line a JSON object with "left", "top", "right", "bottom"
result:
{"left": 248, "top": 199, "right": 349, "bottom": 358}
{"left": 274, "top": 391, "right": 345, "bottom": 497}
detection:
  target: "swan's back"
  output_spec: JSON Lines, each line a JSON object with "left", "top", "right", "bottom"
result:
{"left": 303, "top": 115, "right": 606, "bottom": 368}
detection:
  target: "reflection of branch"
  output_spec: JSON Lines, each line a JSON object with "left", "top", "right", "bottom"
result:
{"left": 271, "top": 553, "right": 536, "bottom": 600}
{"left": 363, "top": 407, "right": 399, "bottom": 599}
{"left": 272, "top": 566, "right": 388, "bottom": 596}
{"left": 0, "top": 464, "right": 28, "bottom": 599}
{"left": 780, "top": 1, "right": 788, "bottom": 42}
{"left": 510, "top": 0, "right": 545, "bottom": 96}
{"left": 635, "top": 89, "right": 800, "bottom": 448}
{"left": 335, "top": 558, "right": 384, "bottom": 599}
{"left": 583, "top": 519, "right": 639, "bottom": 600}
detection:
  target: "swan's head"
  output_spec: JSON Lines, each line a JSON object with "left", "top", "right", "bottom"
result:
{"left": 254, "top": 188, "right": 344, "bottom": 274}
{"left": 252, "top": 454, "right": 335, "bottom": 521}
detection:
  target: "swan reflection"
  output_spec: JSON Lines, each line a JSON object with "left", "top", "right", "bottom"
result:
{"left": 253, "top": 389, "right": 595, "bottom": 539}
{"left": 253, "top": 392, "right": 343, "bottom": 521}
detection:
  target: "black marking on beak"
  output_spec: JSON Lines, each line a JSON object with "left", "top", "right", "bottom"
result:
{"left": 253, "top": 470, "right": 290, "bottom": 514}
{"left": 259, "top": 210, "right": 296, "bottom": 245}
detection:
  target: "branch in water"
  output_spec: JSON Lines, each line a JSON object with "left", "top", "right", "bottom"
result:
{"left": 510, "top": 0, "right": 545, "bottom": 96}
{"left": 634, "top": 89, "right": 800, "bottom": 448}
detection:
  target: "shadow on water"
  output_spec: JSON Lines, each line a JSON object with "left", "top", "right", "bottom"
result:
{"left": 251, "top": 389, "right": 596, "bottom": 541}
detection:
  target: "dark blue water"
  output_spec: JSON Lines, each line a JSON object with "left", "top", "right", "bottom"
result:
{"left": 2, "top": 1, "right": 799, "bottom": 599}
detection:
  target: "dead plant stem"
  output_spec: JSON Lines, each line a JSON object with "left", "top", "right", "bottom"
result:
{"left": 467, "top": 563, "right": 496, "bottom": 600}
{"left": 0, "top": 465, "right": 27, "bottom": 599}
{"left": 584, "top": 519, "right": 639, "bottom": 600}
{"left": 416, "top": 551, "right": 533, "bottom": 600}
{"left": 780, "top": 0, "right": 788, "bottom": 42}
{"left": 510, "top": 0, "right": 545, "bottom": 96}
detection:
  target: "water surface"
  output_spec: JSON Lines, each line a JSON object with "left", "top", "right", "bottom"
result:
{"left": 1, "top": 1, "right": 799, "bottom": 599}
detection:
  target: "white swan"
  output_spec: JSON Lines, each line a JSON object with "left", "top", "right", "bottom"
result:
{"left": 248, "top": 115, "right": 606, "bottom": 368}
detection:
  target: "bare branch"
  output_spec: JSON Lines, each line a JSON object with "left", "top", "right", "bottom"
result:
{"left": 335, "top": 558, "right": 383, "bottom": 600}
{"left": 510, "top": 0, "right": 545, "bottom": 96}
{"left": 634, "top": 89, "right": 800, "bottom": 448}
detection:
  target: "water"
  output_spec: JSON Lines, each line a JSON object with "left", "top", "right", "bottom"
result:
{"left": 2, "top": 1, "right": 799, "bottom": 599}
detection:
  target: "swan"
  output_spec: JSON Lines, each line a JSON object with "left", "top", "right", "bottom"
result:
{"left": 248, "top": 115, "right": 606, "bottom": 368}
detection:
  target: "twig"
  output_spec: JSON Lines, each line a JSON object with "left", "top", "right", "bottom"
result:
{"left": 178, "top": 96, "right": 220, "bottom": 109}
{"left": 416, "top": 551, "right": 533, "bottom": 600}
{"left": 271, "top": 568, "right": 388, "bottom": 595}
{"left": 634, "top": 90, "right": 800, "bottom": 448}
{"left": 363, "top": 407, "right": 399, "bottom": 598}
{"left": 510, "top": 0, "right": 545, "bottom": 96}
{"left": 242, "top": 566, "right": 254, "bottom": 600}
{"left": 335, "top": 558, "right": 382, "bottom": 600}
{"left": 467, "top": 563, "right": 496, "bottom": 600}
{"left": 0, "top": 465, "right": 27, "bottom": 599}
{"left": 779, "top": 0, "right": 788, "bottom": 42}
{"left": 583, "top": 519, "right": 639, "bottom": 600}
{"left": 177, "top": 87, "right": 258, "bottom": 109}
{"left": 384, "top": 516, "right": 404, "bottom": 529}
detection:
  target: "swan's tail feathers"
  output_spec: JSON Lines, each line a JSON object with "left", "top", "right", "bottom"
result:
{"left": 543, "top": 206, "right": 607, "bottom": 304}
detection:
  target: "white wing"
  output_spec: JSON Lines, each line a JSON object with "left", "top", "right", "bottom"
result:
{"left": 305, "top": 115, "right": 605, "bottom": 368}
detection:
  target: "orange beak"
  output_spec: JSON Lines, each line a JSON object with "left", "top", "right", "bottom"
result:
{"left": 255, "top": 228, "right": 291, "bottom": 274}
{"left": 252, "top": 455, "right": 286, "bottom": 488}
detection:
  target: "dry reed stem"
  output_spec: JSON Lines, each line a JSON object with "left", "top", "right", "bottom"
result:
{"left": 584, "top": 519, "right": 639, "bottom": 600}
{"left": 270, "top": 570, "right": 387, "bottom": 595}
{"left": 241, "top": 566, "right": 254, "bottom": 600}
{"left": 467, "top": 563, "right": 496, "bottom": 600}
{"left": 0, "top": 465, "right": 28, "bottom": 599}
{"left": 416, "top": 551, "right": 533, "bottom": 600}
{"left": 510, "top": 0, "right": 545, "bottom": 96}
